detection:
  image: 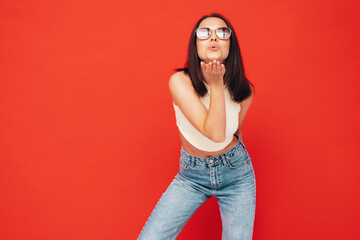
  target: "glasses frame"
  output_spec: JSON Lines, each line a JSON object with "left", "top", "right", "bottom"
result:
{"left": 195, "top": 27, "right": 232, "bottom": 40}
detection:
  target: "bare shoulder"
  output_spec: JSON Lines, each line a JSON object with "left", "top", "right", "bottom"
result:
{"left": 169, "top": 71, "right": 197, "bottom": 105}
{"left": 169, "top": 71, "right": 192, "bottom": 90}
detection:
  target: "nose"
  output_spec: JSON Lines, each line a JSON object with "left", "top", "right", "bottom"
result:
{"left": 210, "top": 29, "right": 218, "bottom": 41}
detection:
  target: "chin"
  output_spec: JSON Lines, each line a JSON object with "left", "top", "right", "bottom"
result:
{"left": 208, "top": 57, "right": 225, "bottom": 63}
{"left": 209, "top": 53, "right": 225, "bottom": 60}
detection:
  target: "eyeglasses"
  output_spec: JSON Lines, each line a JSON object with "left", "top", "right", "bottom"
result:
{"left": 196, "top": 27, "right": 232, "bottom": 40}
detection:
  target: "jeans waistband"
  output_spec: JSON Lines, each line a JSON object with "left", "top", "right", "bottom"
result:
{"left": 180, "top": 134, "right": 247, "bottom": 164}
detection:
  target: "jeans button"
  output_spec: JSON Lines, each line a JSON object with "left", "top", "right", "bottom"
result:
{"left": 209, "top": 159, "right": 214, "bottom": 164}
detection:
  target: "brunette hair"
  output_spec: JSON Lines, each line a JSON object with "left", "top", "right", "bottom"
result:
{"left": 177, "top": 13, "right": 253, "bottom": 102}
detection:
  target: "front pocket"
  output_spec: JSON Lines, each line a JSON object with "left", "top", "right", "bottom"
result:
{"left": 179, "top": 156, "right": 191, "bottom": 170}
{"left": 226, "top": 154, "right": 249, "bottom": 169}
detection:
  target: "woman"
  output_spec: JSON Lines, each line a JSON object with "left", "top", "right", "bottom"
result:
{"left": 138, "top": 13, "right": 255, "bottom": 240}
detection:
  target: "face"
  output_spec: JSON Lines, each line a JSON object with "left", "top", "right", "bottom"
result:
{"left": 196, "top": 17, "right": 230, "bottom": 64}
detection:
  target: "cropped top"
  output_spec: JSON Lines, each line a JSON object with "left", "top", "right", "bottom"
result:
{"left": 173, "top": 84, "right": 241, "bottom": 152}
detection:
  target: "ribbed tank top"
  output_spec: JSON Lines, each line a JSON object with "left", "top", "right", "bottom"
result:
{"left": 173, "top": 83, "right": 241, "bottom": 152}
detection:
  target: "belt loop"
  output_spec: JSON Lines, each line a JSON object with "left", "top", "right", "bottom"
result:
{"left": 191, "top": 156, "right": 195, "bottom": 168}
{"left": 222, "top": 155, "right": 227, "bottom": 166}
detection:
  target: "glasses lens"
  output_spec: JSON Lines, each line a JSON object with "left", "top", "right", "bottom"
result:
{"left": 216, "top": 27, "right": 231, "bottom": 39}
{"left": 196, "top": 28, "right": 210, "bottom": 39}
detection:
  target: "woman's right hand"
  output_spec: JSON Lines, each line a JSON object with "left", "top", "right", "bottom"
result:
{"left": 200, "top": 60, "right": 226, "bottom": 85}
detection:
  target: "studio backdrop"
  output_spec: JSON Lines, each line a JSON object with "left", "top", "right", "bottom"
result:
{"left": 1, "top": 0, "right": 359, "bottom": 239}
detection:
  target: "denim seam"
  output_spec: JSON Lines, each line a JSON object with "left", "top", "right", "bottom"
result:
{"left": 210, "top": 167, "right": 215, "bottom": 190}
{"left": 250, "top": 169, "right": 256, "bottom": 240}
{"left": 217, "top": 165, "right": 221, "bottom": 189}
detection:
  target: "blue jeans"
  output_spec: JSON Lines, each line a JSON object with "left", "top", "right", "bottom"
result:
{"left": 138, "top": 136, "right": 256, "bottom": 240}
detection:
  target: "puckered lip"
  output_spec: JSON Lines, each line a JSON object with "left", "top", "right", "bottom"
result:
{"left": 209, "top": 44, "right": 219, "bottom": 50}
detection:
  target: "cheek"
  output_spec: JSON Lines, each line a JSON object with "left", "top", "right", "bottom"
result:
{"left": 196, "top": 42, "right": 206, "bottom": 56}
{"left": 223, "top": 43, "right": 230, "bottom": 57}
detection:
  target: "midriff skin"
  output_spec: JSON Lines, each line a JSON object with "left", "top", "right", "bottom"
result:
{"left": 179, "top": 132, "right": 238, "bottom": 158}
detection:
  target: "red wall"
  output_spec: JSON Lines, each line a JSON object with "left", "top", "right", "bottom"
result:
{"left": 1, "top": 0, "right": 359, "bottom": 239}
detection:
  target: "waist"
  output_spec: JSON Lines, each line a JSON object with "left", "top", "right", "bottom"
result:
{"left": 180, "top": 134, "right": 248, "bottom": 162}
{"left": 180, "top": 134, "right": 239, "bottom": 158}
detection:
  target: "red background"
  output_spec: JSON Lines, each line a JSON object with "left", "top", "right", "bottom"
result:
{"left": 1, "top": 0, "right": 359, "bottom": 239}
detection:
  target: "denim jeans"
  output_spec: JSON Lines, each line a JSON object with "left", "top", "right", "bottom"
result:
{"left": 138, "top": 136, "right": 256, "bottom": 240}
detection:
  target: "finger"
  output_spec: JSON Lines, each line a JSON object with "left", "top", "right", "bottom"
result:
{"left": 202, "top": 61, "right": 208, "bottom": 71}
{"left": 209, "top": 61, "right": 213, "bottom": 72}
{"left": 221, "top": 64, "right": 225, "bottom": 73}
{"left": 216, "top": 61, "right": 220, "bottom": 72}
{"left": 205, "top": 62, "right": 209, "bottom": 72}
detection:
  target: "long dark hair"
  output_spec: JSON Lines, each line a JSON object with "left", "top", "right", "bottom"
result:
{"left": 177, "top": 13, "right": 253, "bottom": 102}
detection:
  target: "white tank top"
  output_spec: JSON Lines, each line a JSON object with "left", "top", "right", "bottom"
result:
{"left": 173, "top": 84, "right": 241, "bottom": 152}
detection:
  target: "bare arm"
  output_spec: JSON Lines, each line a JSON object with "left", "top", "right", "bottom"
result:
{"left": 235, "top": 92, "right": 253, "bottom": 141}
{"left": 169, "top": 60, "right": 226, "bottom": 142}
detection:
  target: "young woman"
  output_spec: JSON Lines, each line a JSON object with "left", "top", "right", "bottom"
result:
{"left": 138, "top": 13, "right": 255, "bottom": 240}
